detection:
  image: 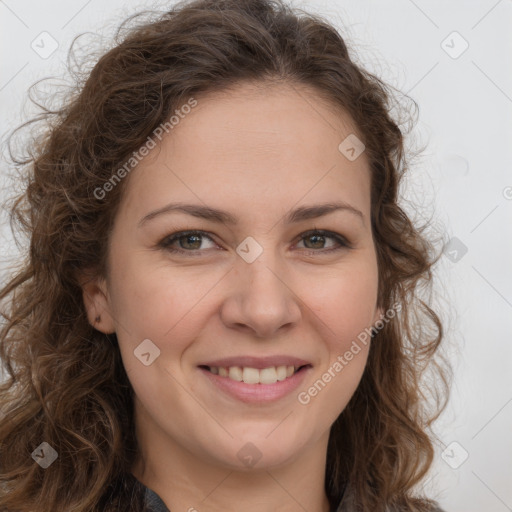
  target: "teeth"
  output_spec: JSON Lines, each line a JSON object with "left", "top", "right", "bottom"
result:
{"left": 259, "top": 367, "right": 277, "bottom": 384}
{"left": 276, "top": 366, "right": 287, "bottom": 381}
{"left": 208, "top": 365, "right": 302, "bottom": 384}
{"left": 243, "top": 367, "right": 260, "bottom": 384}
{"left": 228, "top": 366, "right": 243, "bottom": 381}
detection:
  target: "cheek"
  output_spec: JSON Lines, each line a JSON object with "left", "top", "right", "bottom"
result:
{"left": 297, "top": 265, "right": 376, "bottom": 423}
{"left": 108, "top": 251, "right": 212, "bottom": 337}
{"left": 106, "top": 250, "right": 228, "bottom": 383}
{"left": 307, "top": 260, "right": 379, "bottom": 348}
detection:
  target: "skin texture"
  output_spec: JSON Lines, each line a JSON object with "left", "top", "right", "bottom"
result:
{"left": 82, "top": 81, "right": 382, "bottom": 512}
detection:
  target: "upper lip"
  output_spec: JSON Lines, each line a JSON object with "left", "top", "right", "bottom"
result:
{"left": 198, "top": 355, "right": 312, "bottom": 369}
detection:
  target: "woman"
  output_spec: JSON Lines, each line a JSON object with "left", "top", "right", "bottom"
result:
{"left": 0, "top": 0, "right": 450, "bottom": 510}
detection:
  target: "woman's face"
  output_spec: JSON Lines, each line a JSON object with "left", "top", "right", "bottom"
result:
{"left": 83, "top": 81, "right": 381, "bottom": 471}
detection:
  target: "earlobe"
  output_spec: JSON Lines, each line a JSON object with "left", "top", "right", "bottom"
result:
{"left": 80, "top": 274, "right": 116, "bottom": 334}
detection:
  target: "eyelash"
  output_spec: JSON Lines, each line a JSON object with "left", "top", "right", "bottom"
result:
{"left": 158, "top": 229, "right": 351, "bottom": 256}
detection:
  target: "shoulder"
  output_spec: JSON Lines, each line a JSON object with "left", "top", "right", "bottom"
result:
{"left": 337, "top": 503, "right": 446, "bottom": 512}
{"left": 144, "top": 487, "right": 170, "bottom": 512}
{"left": 335, "top": 487, "right": 446, "bottom": 512}
{"left": 123, "top": 471, "right": 170, "bottom": 512}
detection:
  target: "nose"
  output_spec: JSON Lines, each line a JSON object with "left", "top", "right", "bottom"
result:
{"left": 219, "top": 252, "right": 302, "bottom": 339}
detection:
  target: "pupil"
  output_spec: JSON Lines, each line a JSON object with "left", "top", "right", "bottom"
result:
{"left": 183, "top": 234, "right": 201, "bottom": 249}
{"left": 306, "top": 234, "right": 324, "bottom": 249}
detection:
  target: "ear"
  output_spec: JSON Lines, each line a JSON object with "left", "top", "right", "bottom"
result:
{"left": 79, "top": 273, "right": 116, "bottom": 334}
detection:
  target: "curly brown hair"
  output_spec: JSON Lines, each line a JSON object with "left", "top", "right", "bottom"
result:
{"left": 0, "top": 0, "right": 450, "bottom": 510}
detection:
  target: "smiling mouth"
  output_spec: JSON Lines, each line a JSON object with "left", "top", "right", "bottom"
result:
{"left": 199, "top": 364, "right": 311, "bottom": 385}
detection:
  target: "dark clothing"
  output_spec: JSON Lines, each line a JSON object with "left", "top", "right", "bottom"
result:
{"left": 121, "top": 471, "right": 445, "bottom": 512}
{"left": 144, "top": 485, "right": 170, "bottom": 512}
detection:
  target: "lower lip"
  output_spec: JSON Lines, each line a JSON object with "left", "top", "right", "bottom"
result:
{"left": 198, "top": 366, "right": 311, "bottom": 403}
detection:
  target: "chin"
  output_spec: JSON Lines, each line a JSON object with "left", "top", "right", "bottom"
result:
{"left": 207, "top": 428, "right": 315, "bottom": 471}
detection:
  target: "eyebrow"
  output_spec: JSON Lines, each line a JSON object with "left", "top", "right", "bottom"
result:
{"left": 138, "top": 201, "right": 364, "bottom": 228}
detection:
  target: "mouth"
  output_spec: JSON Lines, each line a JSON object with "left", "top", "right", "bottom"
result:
{"left": 198, "top": 364, "right": 311, "bottom": 385}
{"left": 196, "top": 356, "right": 313, "bottom": 403}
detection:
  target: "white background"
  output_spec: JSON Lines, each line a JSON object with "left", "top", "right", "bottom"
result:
{"left": 1, "top": 1, "right": 511, "bottom": 511}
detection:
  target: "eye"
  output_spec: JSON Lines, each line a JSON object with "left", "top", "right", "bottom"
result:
{"left": 158, "top": 228, "right": 351, "bottom": 256}
{"left": 295, "top": 229, "right": 350, "bottom": 254}
{"left": 159, "top": 230, "right": 219, "bottom": 254}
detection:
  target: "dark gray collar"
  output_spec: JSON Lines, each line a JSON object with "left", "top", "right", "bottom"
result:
{"left": 135, "top": 473, "right": 444, "bottom": 512}
{"left": 140, "top": 480, "right": 344, "bottom": 512}
{"left": 144, "top": 485, "right": 170, "bottom": 512}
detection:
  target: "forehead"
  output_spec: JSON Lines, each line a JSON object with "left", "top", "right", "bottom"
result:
{"left": 171, "top": 81, "right": 361, "bottom": 161}
{"left": 120, "top": 81, "right": 371, "bottom": 223}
